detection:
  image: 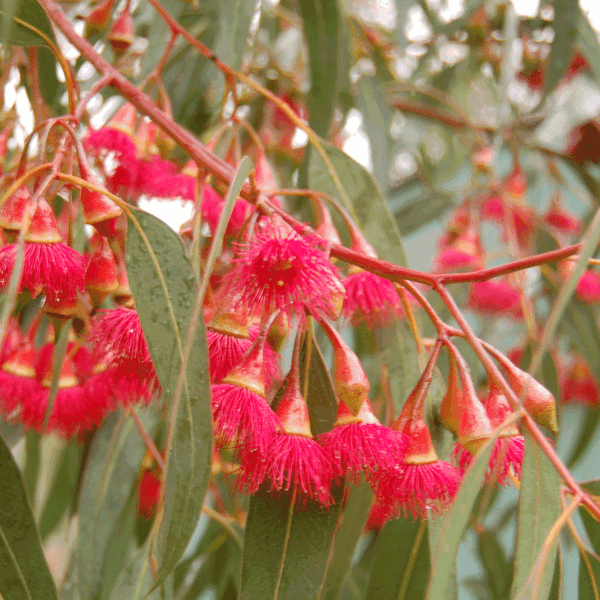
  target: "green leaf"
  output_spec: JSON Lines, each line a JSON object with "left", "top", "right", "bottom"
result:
{"left": 428, "top": 512, "right": 458, "bottom": 600}
{"left": 78, "top": 411, "right": 157, "bottom": 600}
{"left": 577, "top": 8, "right": 600, "bottom": 85}
{"left": 214, "top": 0, "right": 258, "bottom": 72}
{"left": 126, "top": 209, "right": 212, "bottom": 586}
{"left": 298, "top": 0, "right": 340, "bottom": 137}
{"left": 543, "top": 0, "right": 578, "bottom": 96}
{"left": 1, "top": 0, "right": 56, "bottom": 47}
{"left": 510, "top": 432, "right": 561, "bottom": 600}
{"left": 579, "top": 550, "right": 600, "bottom": 600}
{"left": 547, "top": 549, "right": 562, "bottom": 600}
{"left": 107, "top": 542, "right": 160, "bottom": 600}
{"left": 23, "top": 431, "right": 39, "bottom": 504}
{"left": 40, "top": 443, "right": 83, "bottom": 540}
{"left": 366, "top": 518, "right": 430, "bottom": 600}
{"left": 426, "top": 431, "right": 499, "bottom": 599}
{"left": 394, "top": 195, "right": 453, "bottom": 236}
{"left": 0, "top": 431, "right": 59, "bottom": 600}
{"left": 239, "top": 485, "right": 344, "bottom": 600}
{"left": 568, "top": 409, "right": 600, "bottom": 468}
{"left": 308, "top": 140, "right": 407, "bottom": 267}
{"left": 302, "top": 330, "right": 337, "bottom": 436}
{"left": 318, "top": 480, "right": 373, "bottom": 600}
{"left": 477, "top": 531, "right": 513, "bottom": 600}
{"left": 357, "top": 75, "right": 392, "bottom": 191}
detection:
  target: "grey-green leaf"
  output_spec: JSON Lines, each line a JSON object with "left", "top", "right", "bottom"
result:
{"left": 318, "top": 480, "right": 373, "bottom": 600}
{"left": 78, "top": 411, "right": 157, "bottom": 600}
{"left": 543, "top": 0, "right": 578, "bottom": 97}
{"left": 298, "top": 0, "right": 340, "bottom": 137}
{"left": 366, "top": 518, "right": 430, "bottom": 600}
{"left": 510, "top": 432, "right": 561, "bottom": 600}
{"left": 126, "top": 209, "right": 212, "bottom": 587}
{"left": 1, "top": 0, "right": 56, "bottom": 47}
{"left": 577, "top": 8, "right": 600, "bottom": 85}
{"left": 0, "top": 431, "right": 59, "bottom": 600}
{"left": 240, "top": 487, "right": 344, "bottom": 600}
{"left": 308, "top": 140, "right": 407, "bottom": 266}
{"left": 426, "top": 432, "right": 498, "bottom": 599}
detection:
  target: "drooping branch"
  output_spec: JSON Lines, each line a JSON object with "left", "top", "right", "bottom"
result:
{"left": 38, "top": 0, "right": 251, "bottom": 200}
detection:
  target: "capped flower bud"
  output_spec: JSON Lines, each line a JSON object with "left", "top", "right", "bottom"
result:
{"left": 108, "top": 8, "right": 134, "bottom": 55}
{"left": 84, "top": 0, "right": 116, "bottom": 37}
{"left": 439, "top": 349, "right": 460, "bottom": 434}
{"left": 454, "top": 351, "right": 493, "bottom": 454}
{"left": 78, "top": 168, "right": 122, "bottom": 237}
{"left": 85, "top": 233, "right": 118, "bottom": 306}
{"left": 486, "top": 345, "right": 558, "bottom": 435}
{"left": 319, "top": 318, "right": 369, "bottom": 415}
{"left": 0, "top": 187, "right": 31, "bottom": 241}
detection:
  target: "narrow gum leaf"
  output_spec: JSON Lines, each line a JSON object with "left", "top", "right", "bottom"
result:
{"left": 126, "top": 208, "right": 213, "bottom": 590}
{"left": 510, "top": 432, "right": 562, "bottom": 600}
{"left": 0, "top": 431, "right": 59, "bottom": 600}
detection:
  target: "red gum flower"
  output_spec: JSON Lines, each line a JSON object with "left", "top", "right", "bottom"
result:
{"left": 90, "top": 308, "right": 160, "bottom": 404}
{"left": 0, "top": 341, "right": 42, "bottom": 419}
{"left": 434, "top": 228, "right": 482, "bottom": 273}
{"left": 211, "top": 319, "right": 281, "bottom": 455}
{"left": 239, "top": 329, "right": 333, "bottom": 507}
{"left": 0, "top": 199, "right": 85, "bottom": 317}
{"left": 24, "top": 343, "right": 107, "bottom": 437}
{"left": 576, "top": 270, "right": 600, "bottom": 303}
{"left": 225, "top": 217, "right": 343, "bottom": 319}
{"left": 467, "top": 279, "right": 523, "bottom": 318}
{"left": 342, "top": 270, "right": 403, "bottom": 328}
{"left": 317, "top": 398, "right": 406, "bottom": 484}
{"left": 138, "top": 469, "right": 161, "bottom": 519}
{"left": 341, "top": 222, "right": 404, "bottom": 328}
{"left": 453, "top": 385, "right": 524, "bottom": 485}
{"left": 84, "top": 127, "right": 140, "bottom": 197}
{"left": 207, "top": 299, "right": 280, "bottom": 384}
{"left": 562, "top": 356, "right": 600, "bottom": 407}
{"left": 543, "top": 199, "right": 581, "bottom": 236}
{"left": 372, "top": 345, "right": 461, "bottom": 520}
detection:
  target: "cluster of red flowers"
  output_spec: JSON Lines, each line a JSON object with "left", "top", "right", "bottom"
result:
{"left": 0, "top": 106, "right": 564, "bottom": 524}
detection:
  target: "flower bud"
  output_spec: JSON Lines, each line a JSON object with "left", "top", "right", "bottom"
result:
{"left": 319, "top": 319, "right": 369, "bottom": 415}
{"left": 489, "top": 348, "right": 558, "bottom": 435}
{"left": 0, "top": 187, "right": 31, "bottom": 242}
{"left": 85, "top": 234, "right": 118, "bottom": 306}
{"left": 108, "top": 9, "right": 134, "bottom": 56}
{"left": 84, "top": 0, "right": 116, "bottom": 37}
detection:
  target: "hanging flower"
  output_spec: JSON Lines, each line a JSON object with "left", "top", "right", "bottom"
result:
{"left": 318, "top": 398, "right": 405, "bottom": 484}
{"left": 0, "top": 198, "right": 85, "bottom": 318}
{"left": 224, "top": 217, "right": 343, "bottom": 319}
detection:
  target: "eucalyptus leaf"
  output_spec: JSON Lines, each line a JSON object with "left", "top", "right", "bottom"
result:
{"left": 1, "top": 0, "right": 56, "bottom": 47}
{"left": 126, "top": 209, "right": 212, "bottom": 587}
{"left": 426, "top": 431, "right": 499, "bottom": 599}
{"left": 78, "top": 410, "right": 157, "bottom": 600}
{"left": 0, "top": 431, "right": 58, "bottom": 600}
{"left": 240, "top": 486, "right": 344, "bottom": 600}
{"left": 308, "top": 140, "right": 407, "bottom": 267}
{"left": 318, "top": 480, "right": 373, "bottom": 600}
{"left": 366, "top": 518, "right": 430, "bottom": 600}
{"left": 298, "top": 0, "right": 340, "bottom": 137}
{"left": 577, "top": 8, "right": 600, "bottom": 85}
{"left": 510, "top": 432, "right": 561, "bottom": 600}
{"left": 543, "top": 0, "right": 578, "bottom": 97}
